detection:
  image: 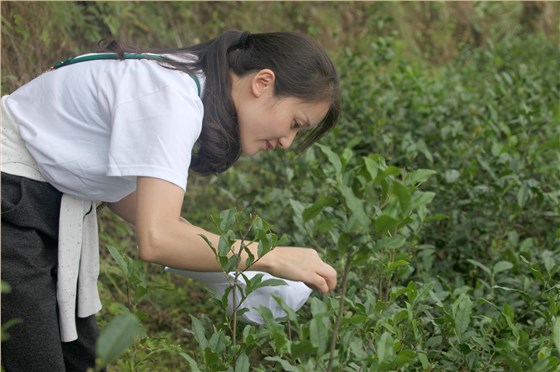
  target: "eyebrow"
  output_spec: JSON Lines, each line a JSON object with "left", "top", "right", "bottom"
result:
{"left": 302, "top": 114, "right": 314, "bottom": 129}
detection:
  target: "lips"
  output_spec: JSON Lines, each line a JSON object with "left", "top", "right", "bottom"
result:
{"left": 265, "top": 140, "right": 274, "bottom": 150}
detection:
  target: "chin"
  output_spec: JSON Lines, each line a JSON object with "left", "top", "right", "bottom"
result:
{"left": 241, "top": 148, "right": 258, "bottom": 157}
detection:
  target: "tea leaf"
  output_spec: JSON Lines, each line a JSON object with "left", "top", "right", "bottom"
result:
{"left": 310, "top": 316, "right": 328, "bottom": 354}
{"left": 339, "top": 184, "right": 369, "bottom": 228}
{"left": 377, "top": 332, "right": 395, "bottom": 363}
{"left": 189, "top": 315, "right": 208, "bottom": 350}
{"left": 318, "top": 144, "right": 342, "bottom": 175}
{"left": 493, "top": 261, "right": 514, "bottom": 275}
{"left": 208, "top": 331, "right": 225, "bottom": 354}
{"left": 386, "top": 259, "right": 410, "bottom": 274}
{"left": 265, "top": 356, "right": 300, "bottom": 372}
{"left": 391, "top": 180, "right": 411, "bottom": 211}
{"left": 107, "top": 245, "right": 129, "bottom": 277}
{"left": 234, "top": 353, "right": 250, "bottom": 372}
{"left": 553, "top": 317, "right": 560, "bottom": 355}
{"left": 179, "top": 353, "right": 202, "bottom": 372}
{"left": 453, "top": 294, "right": 472, "bottom": 338}
{"left": 96, "top": 313, "right": 142, "bottom": 368}
{"left": 218, "top": 208, "right": 237, "bottom": 231}
{"left": 303, "top": 195, "right": 338, "bottom": 222}
{"left": 406, "top": 169, "right": 437, "bottom": 185}
{"left": 418, "top": 352, "right": 429, "bottom": 369}
{"left": 375, "top": 214, "right": 399, "bottom": 235}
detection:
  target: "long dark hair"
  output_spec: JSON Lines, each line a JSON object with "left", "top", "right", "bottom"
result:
{"left": 100, "top": 30, "right": 340, "bottom": 175}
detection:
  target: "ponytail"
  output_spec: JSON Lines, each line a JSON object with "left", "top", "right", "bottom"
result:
{"left": 187, "top": 30, "right": 247, "bottom": 175}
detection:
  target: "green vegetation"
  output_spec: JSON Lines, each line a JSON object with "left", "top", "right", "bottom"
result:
{"left": 2, "top": 2, "right": 559, "bottom": 371}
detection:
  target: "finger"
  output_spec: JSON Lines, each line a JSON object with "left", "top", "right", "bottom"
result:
{"left": 310, "top": 273, "right": 331, "bottom": 295}
{"left": 318, "top": 263, "right": 337, "bottom": 291}
{"left": 325, "top": 272, "right": 337, "bottom": 291}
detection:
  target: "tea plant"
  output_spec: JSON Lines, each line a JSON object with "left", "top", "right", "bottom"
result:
{"left": 92, "top": 244, "right": 181, "bottom": 371}
{"left": 170, "top": 146, "right": 437, "bottom": 371}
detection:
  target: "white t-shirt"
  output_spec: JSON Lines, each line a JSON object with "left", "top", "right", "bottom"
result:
{"left": 5, "top": 54, "right": 205, "bottom": 202}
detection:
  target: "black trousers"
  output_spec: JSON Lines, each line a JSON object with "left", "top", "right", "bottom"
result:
{"left": 1, "top": 173, "right": 99, "bottom": 372}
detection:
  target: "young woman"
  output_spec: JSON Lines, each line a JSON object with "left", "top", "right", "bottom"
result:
{"left": 1, "top": 30, "right": 340, "bottom": 371}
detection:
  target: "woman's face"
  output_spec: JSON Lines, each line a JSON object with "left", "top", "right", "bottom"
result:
{"left": 232, "top": 69, "right": 330, "bottom": 156}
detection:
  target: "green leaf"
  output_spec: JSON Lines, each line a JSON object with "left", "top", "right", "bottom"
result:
{"left": 375, "top": 214, "right": 399, "bottom": 235}
{"left": 189, "top": 315, "right": 208, "bottom": 350}
{"left": 264, "top": 356, "right": 300, "bottom": 372}
{"left": 198, "top": 234, "right": 217, "bottom": 256}
{"left": 492, "top": 260, "right": 513, "bottom": 275}
{"left": 411, "top": 281, "right": 435, "bottom": 308}
{"left": 208, "top": 331, "right": 226, "bottom": 354}
{"left": 339, "top": 184, "right": 369, "bottom": 228}
{"left": 244, "top": 273, "right": 264, "bottom": 292}
{"left": 418, "top": 352, "right": 429, "bottom": 370}
{"left": 502, "top": 304, "right": 520, "bottom": 339}
{"left": 384, "top": 166, "right": 401, "bottom": 178}
{"left": 386, "top": 260, "right": 410, "bottom": 274}
{"left": 336, "top": 232, "right": 353, "bottom": 252}
{"left": 218, "top": 236, "right": 232, "bottom": 257}
{"left": 553, "top": 317, "right": 560, "bottom": 355}
{"left": 96, "top": 313, "right": 142, "bottom": 369}
{"left": 271, "top": 295, "right": 299, "bottom": 323}
{"left": 1, "top": 318, "right": 23, "bottom": 341}
{"left": 377, "top": 332, "right": 395, "bottom": 363}
{"left": 406, "top": 169, "right": 437, "bottom": 185}
{"left": 467, "top": 259, "right": 492, "bottom": 276}
{"left": 219, "top": 208, "right": 237, "bottom": 231}
{"left": 235, "top": 353, "right": 250, "bottom": 372}
{"left": 374, "top": 235, "right": 407, "bottom": 250}
{"left": 303, "top": 196, "right": 338, "bottom": 222}
{"left": 242, "top": 242, "right": 255, "bottom": 268}
{"left": 203, "top": 347, "right": 220, "bottom": 366}
{"left": 517, "top": 184, "right": 530, "bottom": 208}
{"left": 179, "top": 352, "right": 202, "bottom": 371}
{"left": 391, "top": 180, "right": 411, "bottom": 211}
{"left": 408, "top": 191, "right": 435, "bottom": 212}
{"left": 363, "top": 156, "right": 380, "bottom": 181}
{"left": 452, "top": 293, "right": 472, "bottom": 338}
{"left": 106, "top": 245, "right": 129, "bottom": 277}
{"left": 396, "top": 349, "right": 416, "bottom": 366}
{"left": 257, "top": 278, "right": 288, "bottom": 288}
{"left": 310, "top": 316, "right": 328, "bottom": 354}
{"left": 476, "top": 155, "right": 498, "bottom": 182}
{"left": 341, "top": 147, "right": 354, "bottom": 168}
{"left": 290, "top": 340, "right": 315, "bottom": 359}
{"left": 223, "top": 255, "right": 239, "bottom": 273}
{"left": 310, "top": 297, "right": 327, "bottom": 316}
{"left": 317, "top": 144, "right": 342, "bottom": 175}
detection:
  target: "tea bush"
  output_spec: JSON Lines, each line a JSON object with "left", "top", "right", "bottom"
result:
{"left": 162, "top": 32, "right": 559, "bottom": 371}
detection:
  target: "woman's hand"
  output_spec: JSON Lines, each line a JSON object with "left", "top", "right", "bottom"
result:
{"left": 254, "top": 247, "right": 337, "bottom": 295}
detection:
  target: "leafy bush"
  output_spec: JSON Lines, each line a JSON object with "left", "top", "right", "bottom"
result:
{"left": 171, "top": 31, "right": 559, "bottom": 370}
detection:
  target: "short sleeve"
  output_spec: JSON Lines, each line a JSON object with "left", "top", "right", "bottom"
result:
{"left": 106, "top": 75, "right": 203, "bottom": 191}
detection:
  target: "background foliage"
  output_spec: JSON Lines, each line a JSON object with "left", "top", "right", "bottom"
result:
{"left": 2, "top": 1, "right": 559, "bottom": 371}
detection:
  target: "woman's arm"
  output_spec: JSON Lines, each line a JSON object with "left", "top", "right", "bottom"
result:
{"left": 109, "top": 176, "right": 337, "bottom": 294}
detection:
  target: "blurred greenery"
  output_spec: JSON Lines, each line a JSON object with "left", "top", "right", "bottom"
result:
{"left": 2, "top": 1, "right": 559, "bottom": 371}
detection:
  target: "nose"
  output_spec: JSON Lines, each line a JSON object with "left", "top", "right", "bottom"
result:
{"left": 278, "top": 130, "right": 298, "bottom": 149}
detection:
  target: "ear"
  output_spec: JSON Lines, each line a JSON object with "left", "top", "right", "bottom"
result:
{"left": 251, "top": 69, "right": 276, "bottom": 98}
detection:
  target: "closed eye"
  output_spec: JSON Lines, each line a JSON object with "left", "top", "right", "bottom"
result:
{"left": 292, "top": 120, "right": 302, "bottom": 130}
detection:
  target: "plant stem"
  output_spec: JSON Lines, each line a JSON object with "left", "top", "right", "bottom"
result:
{"left": 327, "top": 248, "right": 353, "bottom": 372}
